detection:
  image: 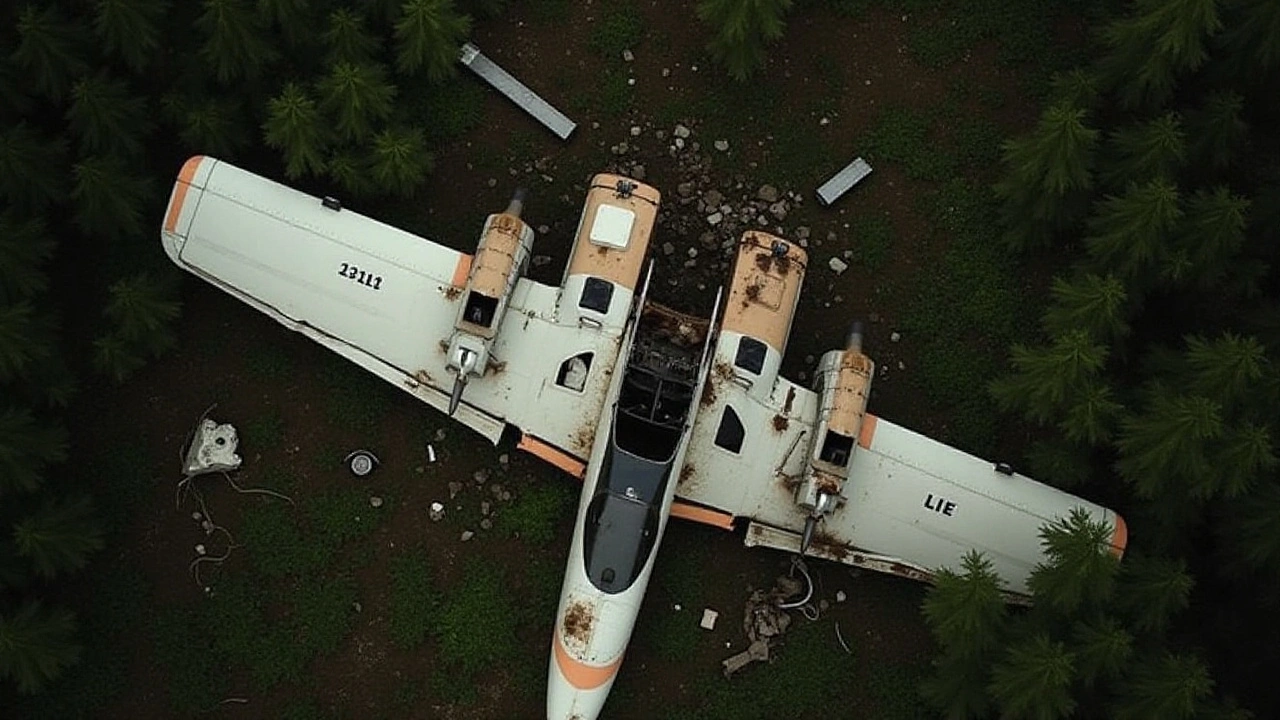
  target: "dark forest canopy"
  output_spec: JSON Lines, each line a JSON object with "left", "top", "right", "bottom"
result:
{"left": 1, "top": 0, "right": 1279, "bottom": 717}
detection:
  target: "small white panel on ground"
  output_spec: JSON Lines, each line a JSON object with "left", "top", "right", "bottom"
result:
{"left": 589, "top": 205, "right": 635, "bottom": 248}
{"left": 700, "top": 608, "right": 719, "bottom": 630}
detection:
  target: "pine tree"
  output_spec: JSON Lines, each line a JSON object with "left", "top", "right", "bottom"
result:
{"left": 1027, "top": 507, "right": 1120, "bottom": 615}
{"left": 323, "top": 7, "right": 383, "bottom": 65}
{"left": 1217, "top": 479, "right": 1280, "bottom": 577}
{"left": 162, "top": 93, "right": 251, "bottom": 159}
{"left": 368, "top": 125, "right": 432, "bottom": 196}
{"left": 987, "top": 633, "right": 1076, "bottom": 720}
{"left": 394, "top": 0, "right": 472, "bottom": 81}
{"left": 93, "top": 0, "right": 171, "bottom": 72}
{"left": 1048, "top": 69, "right": 1100, "bottom": 111}
{"left": 262, "top": 83, "right": 331, "bottom": 179}
{"left": 9, "top": 4, "right": 90, "bottom": 101}
{"left": 1083, "top": 177, "right": 1182, "bottom": 282}
{"left": 1100, "top": 0, "right": 1224, "bottom": 110}
{"left": 1113, "top": 651, "right": 1214, "bottom": 720}
{"left": 1187, "top": 90, "right": 1247, "bottom": 170}
{"left": 696, "top": 0, "right": 794, "bottom": 82}
{"left": 257, "top": 0, "right": 313, "bottom": 47}
{"left": 994, "top": 101, "right": 1098, "bottom": 250}
{"left": 0, "top": 405, "right": 69, "bottom": 496}
{"left": 921, "top": 649, "right": 993, "bottom": 720}
{"left": 0, "top": 601, "right": 82, "bottom": 694}
{"left": 65, "top": 71, "right": 152, "bottom": 161}
{"left": 0, "top": 123, "right": 68, "bottom": 214}
{"left": 1070, "top": 616, "right": 1133, "bottom": 688}
{"left": 1058, "top": 378, "right": 1124, "bottom": 446}
{"left": 921, "top": 550, "right": 1008, "bottom": 659}
{"left": 1223, "top": 0, "right": 1280, "bottom": 72}
{"left": 1114, "top": 384, "right": 1223, "bottom": 499}
{"left": 1210, "top": 421, "right": 1276, "bottom": 498}
{"left": 989, "top": 329, "right": 1110, "bottom": 424}
{"left": 1041, "top": 273, "right": 1130, "bottom": 343}
{"left": 326, "top": 147, "right": 376, "bottom": 197}
{"left": 316, "top": 62, "right": 397, "bottom": 142}
{"left": 1101, "top": 112, "right": 1186, "bottom": 189}
{"left": 70, "top": 155, "right": 157, "bottom": 242}
{"left": 195, "top": 0, "right": 280, "bottom": 85}
{"left": 1183, "top": 332, "right": 1266, "bottom": 408}
{"left": 0, "top": 214, "right": 55, "bottom": 301}
{"left": 101, "top": 272, "right": 181, "bottom": 362}
{"left": 91, "top": 333, "right": 147, "bottom": 385}
{"left": 0, "top": 302, "right": 54, "bottom": 385}
{"left": 0, "top": 60, "right": 34, "bottom": 119}
{"left": 1025, "top": 438, "right": 1094, "bottom": 489}
{"left": 12, "top": 495, "right": 105, "bottom": 579}
{"left": 1113, "top": 554, "right": 1193, "bottom": 634}
{"left": 1171, "top": 187, "right": 1250, "bottom": 291}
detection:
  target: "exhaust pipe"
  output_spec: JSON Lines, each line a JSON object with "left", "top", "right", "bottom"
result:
{"left": 845, "top": 320, "right": 864, "bottom": 354}
{"left": 503, "top": 187, "right": 529, "bottom": 218}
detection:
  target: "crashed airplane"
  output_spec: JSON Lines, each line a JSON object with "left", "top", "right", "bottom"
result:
{"left": 160, "top": 156, "right": 1127, "bottom": 720}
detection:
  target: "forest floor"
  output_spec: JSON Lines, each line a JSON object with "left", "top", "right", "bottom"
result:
{"left": 29, "top": 0, "right": 1085, "bottom": 718}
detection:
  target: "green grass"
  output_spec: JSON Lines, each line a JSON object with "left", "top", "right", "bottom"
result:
{"left": 241, "top": 499, "right": 327, "bottom": 578}
{"left": 242, "top": 408, "right": 285, "bottom": 449}
{"left": 292, "top": 571, "right": 359, "bottom": 655}
{"left": 867, "top": 661, "right": 933, "bottom": 719}
{"left": 317, "top": 354, "right": 394, "bottom": 434}
{"left": 204, "top": 576, "right": 310, "bottom": 690}
{"left": 419, "top": 78, "right": 486, "bottom": 143}
{"left": 430, "top": 562, "right": 518, "bottom": 703}
{"left": 530, "top": 0, "right": 571, "bottom": 24}
{"left": 863, "top": 106, "right": 958, "bottom": 182}
{"left": 587, "top": 0, "right": 644, "bottom": 59}
{"left": 152, "top": 607, "right": 229, "bottom": 714}
{"left": 497, "top": 481, "right": 575, "bottom": 546}
{"left": 591, "top": 68, "right": 635, "bottom": 119}
{"left": 388, "top": 548, "right": 442, "bottom": 650}
{"left": 847, "top": 212, "right": 896, "bottom": 272}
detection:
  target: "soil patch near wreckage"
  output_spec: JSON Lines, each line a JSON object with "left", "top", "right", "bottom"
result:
{"left": 52, "top": 1, "right": 1084, "bottom": 718}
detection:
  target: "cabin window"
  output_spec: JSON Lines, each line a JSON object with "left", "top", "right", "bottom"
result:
{"left": 555, "top": 352, "right": 593, "bottom": 392}
{"left": 714, "top": 406, "right": 745, "bottom": 454}
{"left": 579, "top": 277, "right": 614, "bottom": 314}
{"left": 819, "top": 430, "right": 854, "bottom": 466}
{"left": 735, "top": 336, "right": 766, "bottom": 375}
{"left": 463, "top": 291, "right": 498, "bottom": 327}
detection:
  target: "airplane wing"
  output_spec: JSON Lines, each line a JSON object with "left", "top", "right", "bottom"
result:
{"left": 673, "top": 234, "right": 1126, "bottom": 601}
{"left": 161, "top": 156, "right": 657, "bottom": 468}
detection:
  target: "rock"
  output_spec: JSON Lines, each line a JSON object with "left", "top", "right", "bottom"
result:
{"left": 805, "top": 354, "right": 815, "bottom": 364}
{"left": 820, "top": 117, "right": 830, "bottom": 126}
{"left": 662, "top": 67, "right": 670, "bottom": 77}
{"left": 898, "top": 360, "right": 906, "bottom": 370}
{"left": 473, "top": 469, "right": 490, "bottom": 484}
{"left": 687, "top": 247, "right": 698, "bottom": 258}
{"left": 448, "top": 481, "right": 463, "bottom": 499}
{"left": 795, "top": 226, "right": 811, "bottom": 241}
{"left": 655, "top": 129, "right": 666, "bottom": 140}
{"left": 429, "top": 502, "right": 445, "bottom": 521}
{"left": 674, "top": 124, "right": 691, "bottom": 139}
{"left": 677, "top": 181, "right": 695, "bottom": 197}
{"left": 891, "top": 331, "right": 902, "bottom": 342}
{"left": 829, "top": 257, "right": 849, "bottom": 274}
{"left": 501, "top": 491, "right": 512, "bottom": 501}
{"left": 757, "top": 184, "right": 779, "bottom": 203}
{"left": 481, "top": 500, "right": 492, "bottom": 516}
{"left": 714, "top": 139, "right": 729, "bottom": 152}
{"left": 537, "top": 224, "right": 550, "bottom": 234}
{"left": 532, "top": 255, "right": 552, "bottom": 267}
{"left": 369, "top": 496, "right": 383, "bottom": 508}
{"left": 632, "top": 164, "right": 646, "bottom": 180}
{"left": 461, "top": 530, "right": 475, "bottom": 542}
{"left": 769, "top": 201, "right": 789, "bottom": 221}
{"left": 622, "top": 48, "right": 634, "bottom": 62}
{"left": 707, "top": 211, "right": 723, "bottom": 226}
{"left": 498, "top": 453, "right": 509, "bottom": 467}
{"left": 630, "top": 125, "right": 641, "bottom": 136}
{"left": 836, "top": 590, "right": 847, "bottom": 603}
{"left": 663, "top": 241, "right": 675, "bottom": 256}
{"left": 683, "top": 259, "right": 697, "bottom": 268}
{"left": 702, "top": 189, "right": 723, "bottom": 207}
{"left": 487, "top": 178, "right": 497, "bottom": 188}
{"left": 490, "top": 483, "right": 504, "bottom": 498}
{"left": 674, "top": 138, "right": 685, "bottom": 150}
{"left": 480, "top": 518, "right": 493, "bottom": 530}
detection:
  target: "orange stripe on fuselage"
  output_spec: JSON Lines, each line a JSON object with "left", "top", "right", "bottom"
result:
{"left": 450, "top": 252, "right": 473, "bottom": 288}
{"left": 858, "top": 413, "right": 878, "bottom": 449}
{"left": 164, "top": 155, "right": 205, "bottom": 234}
{"left": 1109, "top": 514, "right": 1128, "bottom": 559}
{"left": 553, "top": 633, "right": 623, "bottom": 690}
{"left": 670, "top": 501, "right": 735, "bottom": 531}
{"left": 517, "top": 433, "right": 586, "bottom": 479}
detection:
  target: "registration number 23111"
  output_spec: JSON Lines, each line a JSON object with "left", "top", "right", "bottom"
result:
{"left": 338, "top": 262, "right": 383, "bottom": 290}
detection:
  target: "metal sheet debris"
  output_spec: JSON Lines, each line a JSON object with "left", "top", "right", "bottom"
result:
{"left": 700, "top": 608, "right": 719, "bottom": 630}
{"left": 458, "top": 42, "right": 576, "bottom": 140}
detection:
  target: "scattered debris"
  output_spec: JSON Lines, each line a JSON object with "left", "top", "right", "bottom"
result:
{"left": 701, "top": 608, "right": 719, "bottom": 630}
{"left": 427, "top": 444, "right": 437, "bottom": 463}
{"left": 458, "top": 42, "right": 575, "bottom": 140}
{"left": 369, "top": 496, "right": 383, "bottom": 508}
{"left": 673, "top": 124, "right": 691, "bottom": 139}
{"left": 890, "top": 331, "right": 901, "bottom": 342}
{"left": 429, "top": 502, "right": 445, "bottom": 521}
{"left": 345, "top": 449, "right": 379, "bottom": 477}
{"left": 461, "top": 530, "right": 475, "bottom": 542}
{"left": 714, "top": 140, "right": 729, "bottom": 152}
{"left": 836, "top": 590, "right": 847, "bottom": 603}
{"left": 828, "top": 257, "right": 849, "bottom": 274}
{"left": 622, "top": 48, "right": 634, "bottom": 62}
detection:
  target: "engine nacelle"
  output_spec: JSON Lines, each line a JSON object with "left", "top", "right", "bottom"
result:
{"left": 794, "top": 323, "right": 874, "bottom": 550}
{"left": 445, "top": 189, "right": 535, "bottom": 413}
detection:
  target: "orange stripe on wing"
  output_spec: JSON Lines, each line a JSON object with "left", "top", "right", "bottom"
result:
{"left": 1109, "top": 514, "right": 1128, "bottom": 559}
{"left": 517, "top": 433, "right": 586, "bottom": 479}
{"left": 553, "top": 633, "right": 622, "bottom": 691}
{"left": 670, "top": 501, "right": 735, "bottom": 531}
{"left": 450, "top": 252, "right": 473, "bottom": 288}
{"left": 164, "top": 155, "right": 205, "bottom": 234}
{"left": 858, "top": 413, "right": 878, "bottom": 449}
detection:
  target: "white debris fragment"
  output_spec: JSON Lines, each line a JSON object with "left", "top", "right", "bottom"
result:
{"left": 429, "top": 502, "right": 445, "bottom": 521}
{"left": 195, "top": 544, "right": 207, "bottom": 555}
{"left": 461, "top": 530, "right": 475, "bottom": 542}
{"left": 370, "top": 496, "right": 383, "bottom": 508}
{"left": 820, "top": 117, "right": 830, "bottom": 126}
{"left": 836, "top": 590, "right": 847, "bottom": 603}
{"left": 622, "top": 49, "right": 634, "bottom": 62}
{"left": 890, "top": 331, "right": 902, "bottom": 342}
{"left": 674, "top": 603, "right": 683, "bottom": 611}
{"left": 674, "top": 124, "right": 691, "bottom": 139}
{"left": 829, "top": 257, "right": 849, "bottom": 274}
{"left": 706, "top": 211, "right": 723, "bottom": 226}
{"left": 427, "top": 444, "right": 436, "bottom": 463}
{"left": 630, "top": 125, "right": 642, "bottom": 136}
{"left": 701, "top": 608, "right": 719, "bottom": 630}
{"left": 714, "top": 139, "right": 729, "bottom": 152}
{"left": 627, "top": 77, "right": 635, "bottom": 86}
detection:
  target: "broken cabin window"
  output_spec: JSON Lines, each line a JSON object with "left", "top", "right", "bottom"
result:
{"left": 579, "top": 277, "right": 614, "bottom": 314}
{"left": 556, "top": 352, "right": 594, "bottom": 392}
{"left": 463, "top": 291, "right": 498, "bottom": 327}
{"left": 714, "top": 406, "right": 745, "bottom": 454}
{"left": 819, "top": 430, "right": 854, "bottom": 467}
{"left": 735, "top": 336, "right": 766, "bottom": 375}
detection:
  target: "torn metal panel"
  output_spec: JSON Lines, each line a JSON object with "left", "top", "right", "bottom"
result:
{"left": 459, "top": 42, "right": 577, "bottom": 140}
